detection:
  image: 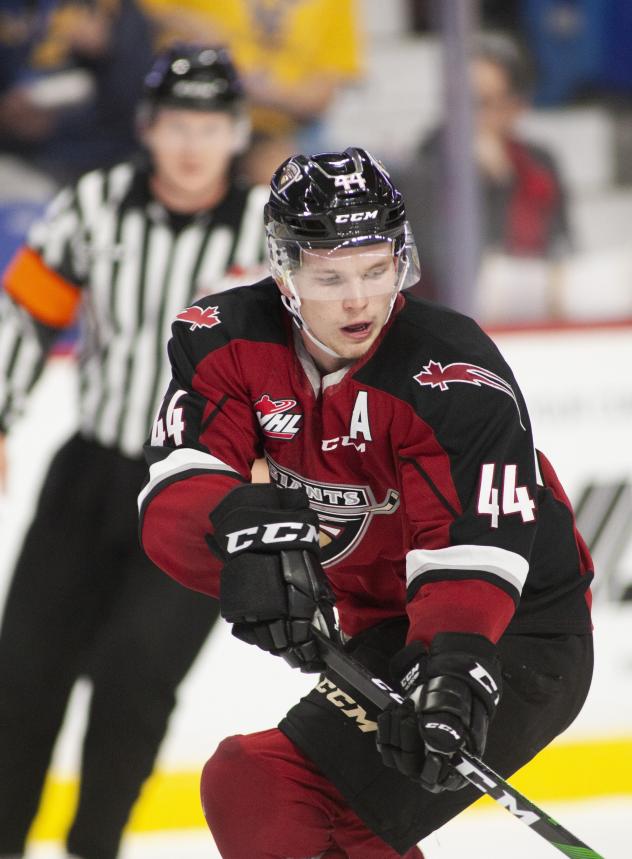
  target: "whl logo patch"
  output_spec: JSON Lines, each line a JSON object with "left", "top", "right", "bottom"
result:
{"left": 175, "top": 305, "right": 221, "bottom": 331}
{"left": 255, "top": 394, "right": 302, "bottom": 440}
{"left": 414, "top": 360, "right": 525, "bottom": 429}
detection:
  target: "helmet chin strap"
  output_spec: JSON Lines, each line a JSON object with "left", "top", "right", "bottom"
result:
{"left": 280, "top": 293, "right": 343, "bottom": 360}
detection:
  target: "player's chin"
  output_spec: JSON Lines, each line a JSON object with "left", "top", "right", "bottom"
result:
{"left": 336, "top": 333, "right": 378, "bottom": 360}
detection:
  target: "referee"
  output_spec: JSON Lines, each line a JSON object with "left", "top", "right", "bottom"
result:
{"left": 0, "top": 45, "right": 267, "bottom": 859}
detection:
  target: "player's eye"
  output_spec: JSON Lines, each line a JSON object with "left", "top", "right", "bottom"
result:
{"left": 365, "top": 265, "right": 387, "bottom": 279}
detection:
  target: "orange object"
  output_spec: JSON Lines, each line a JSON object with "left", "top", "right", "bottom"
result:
{"left": 3, "top": 246, "right": 81, "bottom": 328}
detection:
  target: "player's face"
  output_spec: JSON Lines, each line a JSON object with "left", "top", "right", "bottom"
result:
{"left": 289, "top": 243, "right": 397, "bottom": 371}
{"left": 144, "top": 108, "right": 237, "bottom": 194}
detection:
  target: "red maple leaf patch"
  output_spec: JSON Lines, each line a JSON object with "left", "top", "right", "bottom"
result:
{"left": 175, "top": 305, "right": 221, "bottom": 331}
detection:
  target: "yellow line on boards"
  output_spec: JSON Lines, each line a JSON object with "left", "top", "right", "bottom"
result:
{"left": 30, "top": 771, "right": 206, "bottom": 841}
{"left": 29, "top": 737, "right": 632, "bottom": 841}
{"left": 473, "top": 736, "right": 632, "bottom": 809}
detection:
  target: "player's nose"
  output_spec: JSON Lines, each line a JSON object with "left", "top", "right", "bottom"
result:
{"left": 341, "top": 279, "right": 370, "bottom": 308}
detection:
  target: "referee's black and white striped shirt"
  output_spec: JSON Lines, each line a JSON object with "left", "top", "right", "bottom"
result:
{"left": 0, "top": 160, "right": 268, "bottom": 457}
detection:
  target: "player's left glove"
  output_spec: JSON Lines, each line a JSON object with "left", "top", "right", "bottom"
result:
{"left": 376, "top": 632, "right": 502, "bottom": 792}
{"left": 209, "top": 483, "right": 337, "bottom": 673}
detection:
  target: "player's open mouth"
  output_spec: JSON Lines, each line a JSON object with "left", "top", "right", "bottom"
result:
{"left": 341, "top": 322, "right": 372, "bottom": 340}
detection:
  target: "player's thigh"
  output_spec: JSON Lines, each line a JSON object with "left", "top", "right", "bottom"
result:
{"left": 333, "top": 805, "right": 425, "bottom": 859}
{"left": 202, "top": 729, "right": 424, "bottom": 859}
{"left": 486, "top": 631, "right": 594, "bottom": 773}
{"left": 201, "top": 728, "right": 347, "bottom": 859}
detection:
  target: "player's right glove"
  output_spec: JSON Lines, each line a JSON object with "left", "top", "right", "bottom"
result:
{"left": 209, "top": 484, "right": 337, "bottom": 673}
{"left": 376, "top": 632, "right": 502, "bottom": 792}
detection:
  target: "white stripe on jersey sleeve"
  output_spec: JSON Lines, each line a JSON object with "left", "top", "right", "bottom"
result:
{"left": 76, "top": 168, "right": 105, "bottom": 232}
{"left": 137, "top": 447, "right": 240, "bottom": 511}
{"left": 98, "top": 209, "right": 145, "bottom": 447}
{"left": 119, "top": 221, "right": 173, "bottom": 456}
{"left": 160, "top": 223, "right": 208, "bottom": 348}
{"left": 5, "top": 330, "right": 41, "bottom": 407}
{"left": 406, "top": 544, "right": 529, "bottom": 595}
{"left": 195, "top": 225, "right": 233, "bottom": 295}
{"left": 0, "top": 299, "right": 46, "bottom": 424}
{"left": 40, "top": 209, "right": 79, "bottom": 269}
{"left": 107, "top": 162, "right": 136, "bottom": 204}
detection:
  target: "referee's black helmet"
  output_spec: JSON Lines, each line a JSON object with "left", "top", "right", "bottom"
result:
{"left": 140, "top": 44, "right": 244, "bottom": 117}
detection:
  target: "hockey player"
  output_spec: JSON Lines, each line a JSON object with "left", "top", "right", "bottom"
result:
{"left": 0, "top": 44, "right": 266, "bottom": 859}
{"left": 139, "top": 148, "right": 594, "bottom": 858}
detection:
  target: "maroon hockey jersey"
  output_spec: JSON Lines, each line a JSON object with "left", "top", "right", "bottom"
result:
{"left": 139, "top": 280, "right": 593, "bottom": 645}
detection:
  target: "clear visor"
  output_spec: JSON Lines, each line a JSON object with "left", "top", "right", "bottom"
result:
{"left": 268, "top": 228, "right": 420, "bottom": 302}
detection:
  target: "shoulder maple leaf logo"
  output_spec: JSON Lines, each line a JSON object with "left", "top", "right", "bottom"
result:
{"left": 414, "top": 359, "right": 525, "bottom": 429}
{"left": 175, "top": 305, "right": 221, "bottom": 331}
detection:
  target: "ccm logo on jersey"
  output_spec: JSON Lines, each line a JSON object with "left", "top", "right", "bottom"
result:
{"left": 334, "top": 210, "right": 378, "bottom": 223}
{"left": 225, "top": 522, "right": 319, "bottom": 554}
{"left": 414, "top": 360, "right": 525, "bottom": 429}
{"left": 175, "top": 305, "right": 221, "bottom": 331}
{"left": 255, "top": 394, "right": 302, "bottom": 440}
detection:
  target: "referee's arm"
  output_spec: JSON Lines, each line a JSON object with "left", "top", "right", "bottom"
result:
{"left": 0, "top": 185, "right": 84, "bottom": 433}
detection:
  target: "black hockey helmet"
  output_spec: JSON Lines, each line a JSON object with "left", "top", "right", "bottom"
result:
{"left": 265, "top": 147, "right": 407, "bottom": 245}
{"left": 265, "top": 147, "right": 420, "bottom": 295}
{"left": 139, "top": 43, "right": 244, "bottom": 118}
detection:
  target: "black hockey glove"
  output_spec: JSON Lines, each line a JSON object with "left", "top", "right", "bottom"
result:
{"left": 376, "top": 632, "right": 502, "bottom": 793}
{"left": 209, "top": 484, "right": 337, "bottom": 673}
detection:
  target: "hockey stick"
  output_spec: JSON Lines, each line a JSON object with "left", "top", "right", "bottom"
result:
{"left": 312, "top": 627, "right": 605, "bottom": 859}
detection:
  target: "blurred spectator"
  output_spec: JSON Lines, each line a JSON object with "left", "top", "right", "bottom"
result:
{"left": 140, "top": 0, "right": 363, "bottom": 183}
{"left": 0, "top": 44, "right": 267, "bottom": 859}
{"left": 0, "top": 0, "right": 154, "bottom": 185}
{"left": 0, "top": 1, "right": 59, "bottom": 145}
{"left": 395, "top": 31, "right": 573, "bottom": 320}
